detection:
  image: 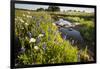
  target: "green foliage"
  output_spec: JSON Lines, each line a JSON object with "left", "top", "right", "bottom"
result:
{"left": 79, "top": 20, "right": 95, "bottom": 44}
{"left": 47, "top": 5, "right": 60, "bottom": 12}
{"left": 36, "top": 8, "right": 45, "bottom": 11}
{"left": 15, "top": 9, "right": 78, "bottom": 65}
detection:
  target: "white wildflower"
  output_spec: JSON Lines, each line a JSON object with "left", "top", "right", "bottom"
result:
{"left": 27, "top": 12, "right": 30, "bottom": 14}
{"left": 52, "top": 23, "right": 56, "bottom": 26}
{"left": 23, "top": 14, "right": 25, "bottom": 17}
{"left": 34, "top": 46, "right": 39, "bottom": 50}
{"left": 20, "top": 19, "right": 24, "bottom": 23}
{"left": 15, "top": 18, "right": 17, "bottom": 21}
{"left": 29, "top": 38, "right": 36, "bottom": 43}
{"left": 38, "top": 34, "right": 44, "bottom": 38}
{"left": 27, "top": 15, "right": 32, "bottom": 18}
{"left": 25, "top": 23, "right": 29, "bottom": 26}
{"left": 21, "top": 27, "right": 24, "bottom": 29}
{"left": 75, "top": 22, "right": 80, "bottom": 25}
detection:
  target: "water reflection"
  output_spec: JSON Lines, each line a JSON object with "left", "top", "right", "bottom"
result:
{"left": 55, "top": 18, "right": 84, "bottom": 44}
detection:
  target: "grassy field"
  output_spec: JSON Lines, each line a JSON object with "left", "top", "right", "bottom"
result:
{"left": 14, "top": 9, "right": 95, "bottom": 66}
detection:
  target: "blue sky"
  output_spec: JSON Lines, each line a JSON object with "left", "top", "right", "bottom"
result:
{"left": 15, "top": 3, "right": 94, "bottom": 13}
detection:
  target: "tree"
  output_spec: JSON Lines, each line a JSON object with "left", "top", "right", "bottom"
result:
{"left": 36, "top": 8, "right": 45, "bottom": 11}
{"left": 45, "top": 9, "right": 49, "bottom": 11}
{"left": 73, "top": 10, "right": 77, "bottom": 12}
{"left": 47, "top": 5, "right": 60, "bottom": 12}
{"left": 78, "top": 10, "right": 80, "bottom": 12}
{"left": 67, "top": 10, "right": 72, "bottom": 12}
{"left": 83, "top": 10, "right": 85, "bottom": 13}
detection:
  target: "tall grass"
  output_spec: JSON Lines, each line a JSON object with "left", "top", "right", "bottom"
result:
{"left": 15, "top": 9, "right": 79, "bottom": 65}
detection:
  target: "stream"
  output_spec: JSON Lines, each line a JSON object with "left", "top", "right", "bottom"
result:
{"left": 55, "top": 19, "right": 84, "bottom": 43}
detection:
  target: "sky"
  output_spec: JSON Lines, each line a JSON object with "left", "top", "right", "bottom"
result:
{"left": 15, "top": 3, "right": 94, "bottom": 13}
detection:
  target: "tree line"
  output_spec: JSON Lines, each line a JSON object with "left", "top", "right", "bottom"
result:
{"left": 36, "top": 5, "right": 60, "bottom": 12}
{"left": 36, "top": 5, "right": 86, "bottom": 13}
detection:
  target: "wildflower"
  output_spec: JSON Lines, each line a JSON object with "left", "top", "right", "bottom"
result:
{"left": 27, "top": 15, "right": 32, "bottom": 18}
{"left": 34, "top": 46, "right": 39, "bottom": 50}
{"left": 23, "top": 14, "right": 25, "bottom": 17}
{"left": 29, "top": 38, "right": 36, "bottom": 43}
{"left": 36, "top": 37, "right": 40, "bottom": 44}
{"left": 27, "top": 12, "right": 30, "bottom": 14}
{"left": 38, "top": 34, "right": 44, "bottom": 38}
{"left": 25, "top": 23, "right": 29, "bottom": 26}
{"left": 42, "top": 43, "right": 46, "bottom": 50}
{"left": 20, "top": 46, "right": 26, "bottom": 53}
{"left": 21, "top": 27, "right": 24, "bottom": 30}
{"left": 75, "top": 22, "right": 80, "bottom": 25}
{"left": 15, "top": 18, "right": 17, "bottom": 21}
{"left": 25, "top": 37, "right": 28, "bottom": 41}
{"left": 41, "top": 31, "right": 45, "bottom": 36}
{"left": 52, "top": 23, "right": 56, "bottom": 26}
{"left": 27, "top": 32, "right": 32, "bottom": 38}
{"left": 19, "top": 19, "right": 24, "bottom": 23}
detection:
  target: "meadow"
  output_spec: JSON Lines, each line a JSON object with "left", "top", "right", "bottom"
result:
{"left": 14, "top": 9, "right": 95, "bottom": 66}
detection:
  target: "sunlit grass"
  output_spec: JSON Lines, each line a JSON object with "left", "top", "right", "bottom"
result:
{"left": 15, "top": 9, "right": 94, "bottom": 66}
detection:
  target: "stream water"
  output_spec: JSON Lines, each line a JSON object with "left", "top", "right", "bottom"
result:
{"left": 55, "top": 19, "right": 84, "bottom": 43}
